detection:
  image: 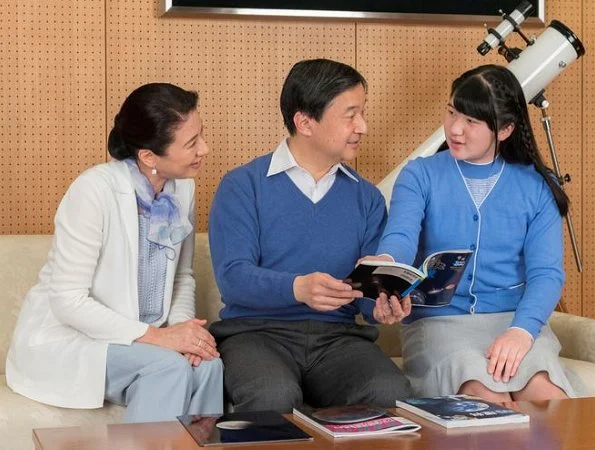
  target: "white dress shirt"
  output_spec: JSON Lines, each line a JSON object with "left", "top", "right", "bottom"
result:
{"left": 266, "top": 139, "right": 358, "bottom": 203}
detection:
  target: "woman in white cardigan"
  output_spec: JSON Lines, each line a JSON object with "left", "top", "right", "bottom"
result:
{"left": 6, "top": 83, "right": 223, "bottom": 422}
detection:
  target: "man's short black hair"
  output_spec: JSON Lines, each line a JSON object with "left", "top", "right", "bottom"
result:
{"left": 280, "top": 59, "right": 367, "bottom": 135}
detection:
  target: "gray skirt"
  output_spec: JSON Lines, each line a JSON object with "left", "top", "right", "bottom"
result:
{"left": 401, "top": 312, "right": 578, "bottom": 397}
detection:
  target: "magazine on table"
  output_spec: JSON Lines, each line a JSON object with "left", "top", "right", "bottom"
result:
{"left": 395, "top": 395, "right": 530, "bottom": 428}
{"left": 292, "top": 405, "right": 421, "bottom": 438}
{"left": 178, "top": 410, "right": 312, "bottom": 446}
{"left": 345, "top": 249, "right": 472, "bottom": 307}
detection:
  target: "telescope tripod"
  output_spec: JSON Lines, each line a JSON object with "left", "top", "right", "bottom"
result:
{"left": 532, "top": 95, "right": 583, "bottom": 313}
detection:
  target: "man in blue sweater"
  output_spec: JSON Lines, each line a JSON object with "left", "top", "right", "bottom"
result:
{"left": 209, "top": 59, "right": 412, "bottom": 412}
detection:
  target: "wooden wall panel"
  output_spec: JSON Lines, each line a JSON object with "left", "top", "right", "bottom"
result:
{"left": 355, "top": 23, "right": 494, "bottom": 183}
{"left": 0, "top": 0, "right": 105, "bottom": 234}
{"left": 355, "top": 0, "right": 585, "bottom": 316}
{"left": 537, "top": 0, "right": 583, "bottom": 316}
{"left": 1, "top": 0, "right": 593, "bottom": 316}
{"left": 106, "top": 0, "right": 355, "bottom": 232}
{"left": 583, "top": 0, "right": 595, "bottom": 318}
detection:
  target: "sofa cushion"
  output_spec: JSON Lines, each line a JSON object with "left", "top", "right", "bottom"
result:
{"left": 0, "top": 235, "right": 53, "bottom": 374}
{"left": 550, "top": 312, "right": 595, "bottom": 363}
{"left": 0, "top": 375, "right": 124, "bottom": 450}
{"left": 560, "top": 357, "right": 595, "bottom": 397}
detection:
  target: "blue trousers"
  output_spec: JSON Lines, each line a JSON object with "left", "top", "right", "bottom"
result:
{"left": 105, "top": 342, "right": 223, "bottom": 423}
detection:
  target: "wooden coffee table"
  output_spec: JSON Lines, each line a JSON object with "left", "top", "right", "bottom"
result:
{"left": 33, "top": 397, "right": 595, "bottom": 450}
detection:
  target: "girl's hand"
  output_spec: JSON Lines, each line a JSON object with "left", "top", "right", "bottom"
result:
{"left": 373, "top": 292, "right": 412, "bottom": 325}
{"left": 486, "top": 328, "right": 533, "bottom": 382}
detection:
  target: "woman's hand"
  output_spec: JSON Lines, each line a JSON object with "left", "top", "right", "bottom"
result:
{"left": 137, "top": 318, "right": 219, "bottom": 361}
{"left": 183, "top": 352, "right": 203, "bottom": 367}
{"left": 486, "top": 328, "right": 533, "bottom": 383}
{"left": 373, "top": 292, "right": 412, "bottom": 325}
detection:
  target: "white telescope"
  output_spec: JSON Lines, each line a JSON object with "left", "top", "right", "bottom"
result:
{"left": 377, "top": 19, "right": 586, "bottom": 206}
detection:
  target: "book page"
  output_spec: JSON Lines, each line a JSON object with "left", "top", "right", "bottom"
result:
{"left": 372, "top": 266, "right": 422, "bottom": 284}
{"left": 410, "top": 250, "right": 472, "bottom": 307}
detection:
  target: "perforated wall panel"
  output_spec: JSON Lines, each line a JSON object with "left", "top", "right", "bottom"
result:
{"left": 582, "top": 0, "right": 595, "bottom": 318}
{"left": 1, "top": 0, "right": 593, "bottom": 316}
{"left": 355, "top": 0, "right": 585, "bottom": 316}
{"left": 0, "top": 1, "right": 105, "bottom": 234}
{"left": 106, "top": 0, "right": 355, "bottom": 232}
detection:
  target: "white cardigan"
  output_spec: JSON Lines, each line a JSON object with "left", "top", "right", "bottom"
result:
{"left": 6, "top": 160, "right": 196, "bottom": 408}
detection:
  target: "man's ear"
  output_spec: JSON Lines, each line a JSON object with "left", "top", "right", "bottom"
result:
{"left": 293, "top": 111, "right": 315, "bottom": 137}
{"left": 497, "top": 123, "right": 515, "bottom": 142}
{"left": 137, "top": 149, "right": 158, "bottom": 170}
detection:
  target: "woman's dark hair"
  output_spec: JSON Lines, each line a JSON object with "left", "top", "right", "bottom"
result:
{"left": 280, "top": 58, "right": 367, "bottom": 135}
{"left": 450, "top": 64, "right": 569, "bottom": 216}
{"left": 107, "top": 83, "right": 199, "bottom": 160}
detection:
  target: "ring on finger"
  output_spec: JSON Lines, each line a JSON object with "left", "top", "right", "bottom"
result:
{"left": 197, "top": 338, "right": 202, "bottom": 348}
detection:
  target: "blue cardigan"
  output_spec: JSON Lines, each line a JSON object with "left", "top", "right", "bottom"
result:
{"left": 209, "top": 153, "right": 387, "bottom": 323}
{"left": 377, "top": 151, "right": 564, "bottom": 339}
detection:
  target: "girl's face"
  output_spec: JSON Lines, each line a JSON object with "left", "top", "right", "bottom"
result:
{"left": 443, "top": 101, "right": 497, "bottom": 164}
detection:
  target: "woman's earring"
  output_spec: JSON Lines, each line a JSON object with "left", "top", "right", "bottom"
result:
{"left": 151, "top": 167, "right": 157, "bottom": 176}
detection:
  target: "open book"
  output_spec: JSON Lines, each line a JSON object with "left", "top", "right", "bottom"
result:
{"left": 395, "top": 395, "right": 529, "bottom": 429}
{"left": 292, "top": 405, "right": 421, "bottom": 438}
{"left": 345, "top": 249, "right": 472, "bottom": 307}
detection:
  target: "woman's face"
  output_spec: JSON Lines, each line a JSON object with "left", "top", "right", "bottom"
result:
{"left": 154, "top": 109, "right": 209, "bottom": 180}
{"left": 443, "top": 101, "right": 497, "bottom": 164}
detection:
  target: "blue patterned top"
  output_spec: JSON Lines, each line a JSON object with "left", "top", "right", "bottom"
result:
{"left": 138, "top": 214, "right": 167, "bottom": 323}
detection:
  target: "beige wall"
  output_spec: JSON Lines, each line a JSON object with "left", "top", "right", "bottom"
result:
{"left": 1, "top": 0, "right": 592, "bottom": 316}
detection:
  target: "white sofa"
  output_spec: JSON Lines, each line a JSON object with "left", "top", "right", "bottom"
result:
{"left": 1, "top": 234, "right": 595, "bottom": 449}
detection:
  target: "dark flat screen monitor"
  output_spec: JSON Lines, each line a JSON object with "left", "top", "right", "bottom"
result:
{"left": 162, "top": 0, "right": 544, "bottom": 23}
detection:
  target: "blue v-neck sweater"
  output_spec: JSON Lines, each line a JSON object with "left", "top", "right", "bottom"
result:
{"left": 209, "top": 153, "right": 387, "bottom": 323}
{"left": 377, "top": 151, "right": 564, "bottom": 339}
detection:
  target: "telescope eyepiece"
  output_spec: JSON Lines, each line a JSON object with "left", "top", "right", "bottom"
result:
{"left": 477, "top": 1, "right": 534, "bottom": 55}
{"left": 477, "top": 42, "right": 491, "bottom": 56}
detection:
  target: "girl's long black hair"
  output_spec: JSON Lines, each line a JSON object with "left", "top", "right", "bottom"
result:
{"left": 450, "top": 64, "right": 569, "bottom": 216}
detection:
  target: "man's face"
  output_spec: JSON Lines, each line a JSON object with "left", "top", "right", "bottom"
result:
{"left": 308, "top": 83, "right": 367, "bottom": 163}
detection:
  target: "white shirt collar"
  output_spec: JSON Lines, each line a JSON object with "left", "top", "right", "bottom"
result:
{"left": 266, "top": 138, "right": 358, "bottom": 182}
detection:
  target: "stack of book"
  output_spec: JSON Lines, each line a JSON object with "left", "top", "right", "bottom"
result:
{"left": 395, "top": 394, "right": 530, "bottom": 428}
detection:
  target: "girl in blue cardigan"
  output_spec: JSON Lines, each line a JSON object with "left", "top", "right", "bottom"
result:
{"left": 367, "top": 65, "right": 577, "bottom": 401}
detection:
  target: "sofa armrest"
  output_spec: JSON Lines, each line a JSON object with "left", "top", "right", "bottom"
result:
{"left": 549, "top": 311, "right": 595, "bottom": 364}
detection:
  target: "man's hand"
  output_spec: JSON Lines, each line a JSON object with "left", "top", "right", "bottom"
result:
{"left": 486, "top": 328, "right": 533, "bottom": 383}
{"left": 373, "top": 292, "right": 412, "bottom": 324}
{"left": 294, "top": 272, "right": 363, "bottom": 311}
